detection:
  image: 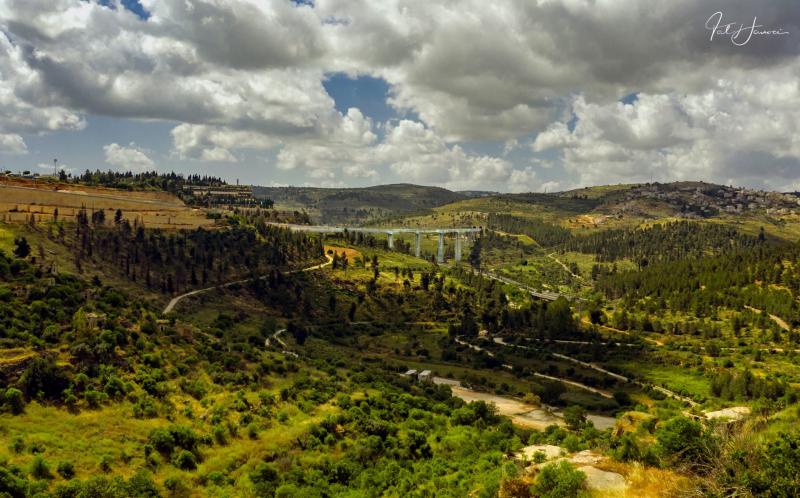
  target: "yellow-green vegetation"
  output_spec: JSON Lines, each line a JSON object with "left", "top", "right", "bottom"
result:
{"left": 0, "top": 226, "right": 14, "bottom": 253}
{"left": 4, "top": 178, "right": 800, "bottom": 497}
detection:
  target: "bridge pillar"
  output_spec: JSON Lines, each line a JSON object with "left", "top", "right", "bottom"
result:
{"left": 387, "top": 231, "right": 394, "bottom": 249}
{"left": 415, "top": 231, "right": 421, "bottom": 257}
{"left": 454, "top": 233, "right": 462, "bottom": 262}
{"left": 437, "top": 232, "right": 445, "bottom": 263}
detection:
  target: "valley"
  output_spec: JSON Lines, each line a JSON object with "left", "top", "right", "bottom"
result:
{"left": 0, "top": 173, "right": 799, "bottom": 497}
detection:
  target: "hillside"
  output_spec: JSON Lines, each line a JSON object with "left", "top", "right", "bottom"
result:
{"left": 2, "top": 179, "right": 800, "bottom": 497}
{"left": 390, "top": 182, "right": 800, "bottom": 239}
{"left": 0, "top": 176, "right": 214, "bottom": 230}
{"left": 253, "top": 184, "right": 465, "bottom": 224}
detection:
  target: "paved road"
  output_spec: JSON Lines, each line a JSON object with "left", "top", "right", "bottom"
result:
{"left": 162, "top": 254, "right": 333, "bottom": 314}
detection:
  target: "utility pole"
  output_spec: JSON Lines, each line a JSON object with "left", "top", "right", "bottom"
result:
{"left": 53, "top": 158, "right": 58, "bottom": 176}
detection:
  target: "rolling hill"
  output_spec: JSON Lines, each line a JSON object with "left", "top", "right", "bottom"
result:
{"left": 253, "top": 183, "right": 466, "bottom": 224}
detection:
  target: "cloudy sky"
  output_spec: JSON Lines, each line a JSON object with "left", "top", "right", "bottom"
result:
{"left": 0, "top": 0, "right": 798, "bottom": 192}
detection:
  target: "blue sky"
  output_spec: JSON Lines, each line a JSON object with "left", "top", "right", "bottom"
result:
{"left": 1, "top": 0, "right": 798, "bottom": 192}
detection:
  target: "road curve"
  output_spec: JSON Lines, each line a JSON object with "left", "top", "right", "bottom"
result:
{"left": 162, "top": 254, "right": 333, "bottom": 314}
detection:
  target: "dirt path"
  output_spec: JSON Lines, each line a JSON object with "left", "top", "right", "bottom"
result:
{"left": 491, "top": 336, "right": 698, "bottom": 407}
{"left": 744, "top": 305, "right": 791, "bottom": 331}
{"left": 581, "top": 318, "right": 664, "bottom": 346}
{"left": 163, "top": 254, "right": 333, "bottom": 314}
{"left": 547, "top": 252, "right": 585, "bottom": 282}
{"left": 456, "top": 337, "right": 614, "bottom": 399}
{"left": 483, "top": 271, "right": 563, "bottom": 301}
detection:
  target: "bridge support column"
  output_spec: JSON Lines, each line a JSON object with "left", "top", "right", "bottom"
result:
{"left": 415, "top": 231, "right": 421, "bottom": 257}
{"left": 387, "top": 231, "right": 394, "bottom": 249}
{"left": 454, "top": 234, "right": 462, "bottom": 262}
{"left": 437, "top": 232, "right": 445, "bottom": 263}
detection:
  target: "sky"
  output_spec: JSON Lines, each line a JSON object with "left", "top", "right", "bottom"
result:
{"left": 0, "top": 1, "right": 799, "bottom": 193}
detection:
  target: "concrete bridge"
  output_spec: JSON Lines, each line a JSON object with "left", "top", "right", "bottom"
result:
{"left": 274, "top": 223, "right": 481, "bottom": 263}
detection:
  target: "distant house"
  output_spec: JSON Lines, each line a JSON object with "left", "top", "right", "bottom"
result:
{"left": 403, "top": 369, "right": 418, "bottom": 378}
{"left": 418, "top": 370, "right": 432, "bottom": 383}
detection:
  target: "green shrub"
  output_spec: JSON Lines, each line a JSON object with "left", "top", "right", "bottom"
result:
{"left": 247, "top": 424, "right": 259, "bottom": 440}
{"left": 126, "top": 470, "right": 160, "bottom": 497}
{"left": 30, "top": 455, "right": 52, "bottom": 479}
{"left": 563, "top": 405, "right": 587, "bottom": 431}
{"left": 171, "top": 450, "right": 197, "bottom": 470}
{"left": 164, "top": 475, "right": 189, "bottom": 496}
{"left": 4, "top": 388, "right": 25, "bottom": 414}
{"left": 0, "top": 464, "right": 28, "bottom": 496}
{"left": 148, "top": 428, "right": 175, "bottom": 455}
{"left": 531, "top": 461, "right": 586, "bottom": 498}
{"left": 84, "top": 389, "right": 108, "bottom": 409}
{"left": 655, "top": 416, "right": 714, "bottom": 469}
{"left": 9, "top": 436, "right": 25, "bottom": 454}
{"left": 57, "top": 461, "right": 75, "bottom": 479}
{"left": 99, "top": 455, "right": 113, "bottom": 473}
{"left": 212, "top": 425, "right": 227, "bottom": 445}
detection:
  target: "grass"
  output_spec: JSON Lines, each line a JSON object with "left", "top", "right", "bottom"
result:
{"left": 614, "top": 361, "right": 710, "bottom": 399}
{"left": 0, "top": 225, "right": 14, "bottom": 253}
{"left": 0, "top": 401, "right": 166, "bottom": 480}
{"left": 0, "top": 181, "right": 214, "bottom": 229}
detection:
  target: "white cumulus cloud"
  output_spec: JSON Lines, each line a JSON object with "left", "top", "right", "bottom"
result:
{"left": 103, "top": 142, "right": 155, "bottom": 172}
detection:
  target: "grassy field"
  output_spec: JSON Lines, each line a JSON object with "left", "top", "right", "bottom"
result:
{"left": 0, "top": 180, "right": 214, "bottom": 230}
{"left": 0, "top": 225, "right": 14, "bottom": 253}
{"left": 614, "top": 361, "right": 711, "bottom": 399}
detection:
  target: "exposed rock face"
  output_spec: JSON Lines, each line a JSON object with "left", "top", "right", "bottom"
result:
{"left": 569, "top": 450, "right": 603, "bottom": 465}
{"left": 516, "top": 444, "right": 564, "bottom": 462}
{"left": 704, "top": 406, "right": 750, "bottom": 421}
{"left": 577, "top": 466, "right": 628, "bottom": 492}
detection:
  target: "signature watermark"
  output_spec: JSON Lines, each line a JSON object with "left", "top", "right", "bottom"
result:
{"left": 706, "top": 11, "right": 789, "bottom": 46}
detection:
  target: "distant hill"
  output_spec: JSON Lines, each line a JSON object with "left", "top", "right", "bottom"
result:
{"left": 253, "top": 183, "right": 465, "bottom": 224}
{"left": 381, "top": 181, "right": 800, "bottom": 241}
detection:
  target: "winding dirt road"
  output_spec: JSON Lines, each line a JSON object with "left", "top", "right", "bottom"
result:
{"left": 162, "top": 254, "right": 333, "bottom": 314}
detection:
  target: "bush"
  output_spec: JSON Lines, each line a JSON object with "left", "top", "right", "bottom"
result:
{"left": 0, "top": 464, "right": 28, "bottom": 497}
{"left": 148, "top": 428, "right": 176, "bottom": 455}
{"left": 751, "top": 432, "right": 800, "bottom": 497}
{"left": 126, "top": 470, "right": 160, "bottom": 497}
{"left": 19, "top": 356, "right": 69, "bottom": 400}
{"left": 250, "top": 462, "right": 279, "bottom": 497}
{"left": 57, "top": 461, "right": 75, "bottom": 479}
{"left": 164, "top": 475, "right": 190, "bottom": 496}
{"left": 84, "top": 389, "right": 108, "bottom": 409}
{"left": 613, "top": 391, "right": 632, "bottom": 407}
{"left": 4, "top": 388, "right": 25, "bottom": 414}
{"left": 30, "top": 455, "right": 52, "bottom": 479}
{"left": 9, "top": 436, "right": 25, "bottom": 454}
{"left": 99, "top": 455, "right": 113, "bottom": 473}
{"left": 247, "top": 423, "right": 259, "bottom": 440}
{"left": 531, "top": 461, "right": 586, "bottom": 498}
{"left": 171, "top": 450, "right": 197, "bottom": 470}
{"left": 563, "top": 405, "right": 587, "bottom": 431}
{"left": 655, "top": 416, "right": 714, "bottom": 469}
{"left": 212, "top": 425, "right": 227, "bottom": 445}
